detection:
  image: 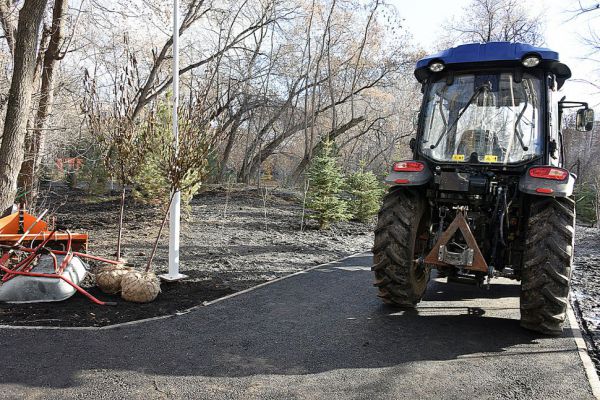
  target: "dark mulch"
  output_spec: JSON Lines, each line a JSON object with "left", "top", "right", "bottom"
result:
{"left": 0, "top": 279, "right": 235, "bottom": 328}
{"left": 0, "top": 182, "right": 373, "bottom": 328}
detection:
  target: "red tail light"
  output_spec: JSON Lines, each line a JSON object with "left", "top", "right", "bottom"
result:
{"left": 535, "top": 188, "right": 554, "bottom": 194}
{"left": 529, "top": 167, "right": 568, "bottom": 181}
{"left": 392, "top": 161, "right": 425, "bottom": 172}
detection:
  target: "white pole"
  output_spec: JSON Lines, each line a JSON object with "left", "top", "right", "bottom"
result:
{"left": 161, "top": 0, "right": 186, "bottom": 281}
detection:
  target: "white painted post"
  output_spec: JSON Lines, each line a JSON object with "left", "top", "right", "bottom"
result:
{"left": 161, "top": 0, "right": 186, "bottom": 282}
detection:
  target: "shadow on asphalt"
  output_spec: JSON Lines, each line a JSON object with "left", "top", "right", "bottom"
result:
{"left": 425, "top": 280, "right": 522, "bottom": 301}
{"left": 2, "top": 254, "right": 555, "bottom": 389}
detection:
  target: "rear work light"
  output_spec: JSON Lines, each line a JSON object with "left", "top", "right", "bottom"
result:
{"left": 522, "top": 55, "right": 540, "bottom": 68}
{"left": 429, "top": 61, "right": 445, "bottom": 72}
{"left": 392, "top": 161, "right": 425, "bottom": 172}
{"left": 529, "top": 167, "right": 568, "bottom": 181}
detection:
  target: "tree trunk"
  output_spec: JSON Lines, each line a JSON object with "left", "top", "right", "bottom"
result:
{"left": 0, "top": 0, "right": 49, "bottom": 212}
{"left": 291, "top": 116, "right": 365, "bottom": 181}
{"left": 0, "top": 2, "right": 17, "bottom": 56}
{"left": 218, "top": 124, "right": 239, "bottom": 182}
{"left": 19, "top": 0, "right": 67, "bottom": 206}
{"left": 116, "top": 185, "right": 126, "bottom": 259}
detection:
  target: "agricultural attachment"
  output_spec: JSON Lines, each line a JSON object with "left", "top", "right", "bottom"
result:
{"left": 0, "top": 208, "right": 121, "bottom": 305}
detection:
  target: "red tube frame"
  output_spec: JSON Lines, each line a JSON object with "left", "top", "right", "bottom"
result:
{"left": 2, "top": 231, "right": 57, "bottom": 282}
{"left": 0, "top": 263, "right": 114, "bottom": 305}
{"left": 0, "top": 232, "right": 118, "bottom": 306}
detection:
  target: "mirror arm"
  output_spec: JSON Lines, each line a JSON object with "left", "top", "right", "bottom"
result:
{"left": 559, "top": 100, "right": 589, "bottom": 111}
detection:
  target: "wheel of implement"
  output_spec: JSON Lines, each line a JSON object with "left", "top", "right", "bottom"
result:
{"left": 372, "top": 187, "right": 430, "bottom": 307}
{"left": 520, "top": 196, "right": 575, "bottom": 335}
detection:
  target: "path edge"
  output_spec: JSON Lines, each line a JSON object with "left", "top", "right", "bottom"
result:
{"left": 0, "top": 251, "right": 370, "bottom": 331}
{"left": 568, "top": 302, "right": 600, "bottom": 399}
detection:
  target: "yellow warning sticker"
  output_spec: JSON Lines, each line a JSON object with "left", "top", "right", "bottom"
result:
{"left": 452, "top": 154, "right": 465, "bottom": 161}
{"left": 484, "top": 154, "right": 498, "bottom": 162}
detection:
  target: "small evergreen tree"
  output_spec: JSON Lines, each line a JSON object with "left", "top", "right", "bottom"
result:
{"left": 346, "top": 166, "right": 385, "bottom": 222}
{"left": 575, "top": 182, "right": 599, "bottom": 226}
{"left": 133, "top": 100, "right": 207, "bottom": 217}
{"left": 306, "top": 140, "right": 349, "bottom": 229}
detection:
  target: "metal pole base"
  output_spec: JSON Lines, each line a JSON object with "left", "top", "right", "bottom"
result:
{"left": 159, "top": 273, "right": 188, "bottom": 282}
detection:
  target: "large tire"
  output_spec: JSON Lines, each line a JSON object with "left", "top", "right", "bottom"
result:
{"left": 520, "top": 196, "right": 575, "bottom": 335}
{"left": 372, "top": 188, "right": 430, "bottom": 306}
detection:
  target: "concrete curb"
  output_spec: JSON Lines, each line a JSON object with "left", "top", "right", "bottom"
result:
{"left": 568, "top": 302, "right": 600, "bottom": 399}
{"left": 0, "top": 251, "right": 369, "bottom": 331}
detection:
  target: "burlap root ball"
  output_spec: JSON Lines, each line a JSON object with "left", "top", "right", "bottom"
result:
{"left": 95, "top": 264, "right": 133, "bottom": 294}
{"left": 120, "top": 271, "right": 161, "bottom": 303}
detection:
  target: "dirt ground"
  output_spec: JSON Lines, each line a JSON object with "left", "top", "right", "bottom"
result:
{"left": 571, "top": 226, "right": 600, "bottom": 370}
{"left": 0, "top": 183, "right": 374, "bottom": 327}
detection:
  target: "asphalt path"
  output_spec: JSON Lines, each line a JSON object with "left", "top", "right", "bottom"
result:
{"left": 0, "top": 253, "right": 595, "bottom": 399}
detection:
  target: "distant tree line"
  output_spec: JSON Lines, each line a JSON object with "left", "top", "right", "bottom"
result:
{"left": 0, "top": 0, "right": 594, "bottom": 222}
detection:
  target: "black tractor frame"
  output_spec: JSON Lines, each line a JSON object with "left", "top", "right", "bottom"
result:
{"left": 373, "top": 53, "right": 594, "bottom": 335}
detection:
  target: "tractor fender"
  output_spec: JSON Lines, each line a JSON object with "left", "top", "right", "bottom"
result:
{"left": 518, "top": 167, "right": 575, "bottom": 197}
{"left": 384, "top": 165, "right": 433, "bottom": 187}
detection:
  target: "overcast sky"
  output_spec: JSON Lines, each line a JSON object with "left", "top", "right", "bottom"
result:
{"left": 392, "top": 0, "right": 600, "bottom": 107}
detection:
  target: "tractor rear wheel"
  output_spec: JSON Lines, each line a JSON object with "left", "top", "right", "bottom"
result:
{"left": 372, "top": 188, "right": 430, "bottom": 306}
{"left": 520, "top": 196, "right": 575, "bottom": 335}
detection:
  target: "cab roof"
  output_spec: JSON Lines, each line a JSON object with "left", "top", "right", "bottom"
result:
{"left": 415, "top": 42, "right": 571, "bottom": 88}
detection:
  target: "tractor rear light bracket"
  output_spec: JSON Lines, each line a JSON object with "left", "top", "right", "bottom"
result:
{"left": 519, "top": 166, "right": 575, "bottom": 197}
{"left": 385, "top": 160, "right": 433, "bottom": 187}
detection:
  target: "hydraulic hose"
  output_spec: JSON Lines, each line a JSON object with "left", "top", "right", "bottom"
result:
{"left": 490, "top": 188, "right": 503, "bottom": 264}
{"left": 499, "top": 189, "right": 508, "bottom": 247}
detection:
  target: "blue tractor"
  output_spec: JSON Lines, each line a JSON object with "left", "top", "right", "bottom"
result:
{"left": 373, "top": 42, "right": 595, "bottom": 335}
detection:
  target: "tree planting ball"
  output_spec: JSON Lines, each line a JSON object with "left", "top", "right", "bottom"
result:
{"left": 120, "top": 270, "right": 161, "bottom": 303}
{"left": 95, "top": 264, "right": 132, "bottom": 294}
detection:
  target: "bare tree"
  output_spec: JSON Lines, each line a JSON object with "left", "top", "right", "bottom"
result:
{"left": 19, "top": 0, "right": 70, "bottom": 206}
{"left": 229, "top": 0, "right": 407, "bottom": 184}
{"left": 129, "top": 0, "right": 279, "bottom": 122}
{"left": 570, "top": 1, "right": 600, "bottom": 15}
{"left": 568, "top": 1, "right": 600, "bottom": 91}
{"left": 0, "top": 0, "right": 417, "bottom": 206}
{"left": 0, "top": 0, "right": 49, "bottom": 212}
{"left": 444, "top": 0, "right": 544, "bottom": 45}
{"left": 0, "top": 0, "right": 18, "bottom": 55}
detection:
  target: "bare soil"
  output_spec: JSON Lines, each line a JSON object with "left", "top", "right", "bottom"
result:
{"left": 0, "top": 183, "right": 373, "bottom": 327}
{"left": 571, "top": 226, "right": 600, "bottom": 370}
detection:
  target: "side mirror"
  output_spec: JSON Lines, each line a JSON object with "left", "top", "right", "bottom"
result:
{"left": 576, "top": 108, "right": 594, "bottom": 132}
{"left": 409, "top": 137, "right": 416, "bottom": 151}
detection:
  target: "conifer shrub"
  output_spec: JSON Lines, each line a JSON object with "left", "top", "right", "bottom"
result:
{"left": 345, "top": 167, "right": 385, "bottom": 222}
{"left": 75, "top": 139, "right": 113, "bottom": 195}
{"left": 306, "top": 140, "right": 349, "bottom": 229}
{"left": 575, "top": 182, "right": 599, "bottom": 226}
{"left": 133, "top": 102, "right": 206, "bottom": 216}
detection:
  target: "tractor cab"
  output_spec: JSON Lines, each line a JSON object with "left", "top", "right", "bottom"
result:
{"left": 373, "top": 42, "right": 595, "bottom": 335}
{"left": 412, "top": 42, "right": 593, "bottom": 168}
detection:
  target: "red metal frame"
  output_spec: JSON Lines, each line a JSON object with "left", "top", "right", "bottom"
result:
{"left": 0, "top": 235, "right": 119, "bottom": 306}
{"left": 1, "top": 231, "right": 57, "bottom": 282}
{"left": 0, "top": 263, "right": 114, "bottom": 305}
{"left": 0, "top": 210, "right": 120, "bottom": 306}
{"left": 6, "top": 246, "right": 122, "bottom": 265}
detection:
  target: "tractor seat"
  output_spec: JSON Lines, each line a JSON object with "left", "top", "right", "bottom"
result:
{"left": 457, "top": 129, "right": 502, "bottom": 159}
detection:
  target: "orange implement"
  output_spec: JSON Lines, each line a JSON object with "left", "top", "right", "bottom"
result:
{"left": 0, "top": 210, "right": 48, "bottom": 234}
{"left": 0, "top": 210, "right": 88, "bottom": 251}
